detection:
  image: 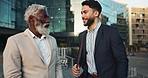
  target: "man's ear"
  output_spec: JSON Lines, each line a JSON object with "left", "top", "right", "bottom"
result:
{"left": 94, "top": 11, "right": 99, "bottom": 17}
{"left": 28, "top": 15, "right": 35, "bottom": 23}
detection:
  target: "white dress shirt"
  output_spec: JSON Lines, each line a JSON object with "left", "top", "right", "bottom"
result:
{"left": 86, "top": 22, "right": 101, "bottom": 74}
{"left": 27, "top": 29, "right": 51, "bottom": 65}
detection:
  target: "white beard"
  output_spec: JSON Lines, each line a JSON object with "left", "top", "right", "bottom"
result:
{"left": 35, "top": 21, "right": 50, "bottom": 35}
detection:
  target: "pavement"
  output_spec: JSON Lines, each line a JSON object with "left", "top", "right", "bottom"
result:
{"left": 128, "top": 52, "right": 148, "bottom": 78}
{"left": 0, "top": 52, "right": 148, "bottom": 78}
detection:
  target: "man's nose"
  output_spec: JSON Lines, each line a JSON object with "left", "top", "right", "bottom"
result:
{"left": 81, "top": 14, "right": 85, "bottom": 20}
{"left": 46, "top": 19, "right": 50, "bottom": 23}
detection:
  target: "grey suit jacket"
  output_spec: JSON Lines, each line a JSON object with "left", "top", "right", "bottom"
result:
{"left": 3, "top": 29, "right": 63, "bottom": 78}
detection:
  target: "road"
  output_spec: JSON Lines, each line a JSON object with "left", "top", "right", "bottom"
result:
{"left": 128, "top": 52, "right": 148, "bottom": 78}
{"left": 0, "top": 52, "right": 148, "bottom": 78}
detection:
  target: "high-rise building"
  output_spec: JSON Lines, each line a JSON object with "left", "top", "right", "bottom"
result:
{"left": 127, "top": 7, "right": 148, "bottom": 46}
{"left": 0, "top": 0, "right": 28, "bottom": 51}
{"left": 0, "top": 0, "right": 76, "bottom": 52}
{"left": 47, "top": 0, "right": 76, "bottom": 47}
{"left": 0, "top": 0, "right": 129, "bottom": 52}
{"left": 97, "top": 0, "right": 128, "bottom": 44}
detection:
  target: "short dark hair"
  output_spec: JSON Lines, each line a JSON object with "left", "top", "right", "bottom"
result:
{"left": 81, "top": 1, "right": 102, "bottom": 14}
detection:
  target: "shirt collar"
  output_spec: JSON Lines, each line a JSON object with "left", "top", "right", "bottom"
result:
{"left": 87, "top": 21, "right": 101, "bottom": 32}
{"left": 27, "top": 29, "right": 46, "bottom": 39}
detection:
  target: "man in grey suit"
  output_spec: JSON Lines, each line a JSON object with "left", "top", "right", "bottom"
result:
{"left": 3, "top": 4, "right": 63, "bottom": 78}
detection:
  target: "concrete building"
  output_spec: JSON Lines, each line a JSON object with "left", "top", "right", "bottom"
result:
{"left": 127, "top": 7, "right": 148, "bottom": 46}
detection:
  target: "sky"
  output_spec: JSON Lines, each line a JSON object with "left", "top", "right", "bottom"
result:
{"left": 112, "top": 0, "right": 148, "bottom": 7}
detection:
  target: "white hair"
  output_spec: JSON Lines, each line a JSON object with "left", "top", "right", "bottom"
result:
{"left": 24, "top": 4, "right": 47, "bottom": 23}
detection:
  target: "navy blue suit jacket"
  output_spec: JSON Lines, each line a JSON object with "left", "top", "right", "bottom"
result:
{"left": 78, "top": 24, "right": 128, "bottom": 78}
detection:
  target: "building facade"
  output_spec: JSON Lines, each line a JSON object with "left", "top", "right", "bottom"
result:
{"left": 47, "top": 0, "right": 77, "bottom": 47}
{"left": 0, "top": 0, "right": 128, "bottom": 52}
{"left": 97, "top": 0, "right": 128, "bottom": 44}
{"left": 0, "top": 0, "right": 28, "bottom": 51}
{"left": 127, "top": 7, "right": 148, "bottom": 47}
{"left": 0, "top": 0, "right": 76, "bottom": 52}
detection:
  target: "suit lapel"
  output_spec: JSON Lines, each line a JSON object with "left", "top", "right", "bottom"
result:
{"left": 46, "top": 36, "right": 52, "bottom": 66}
{"left": 95, "top": 24, "right": 104, "bottom": 52}
{"left": 83, "top": 31, "right": 87, "bottom": 54}
{"left": 23, "top": 29, "right": 45, "bottom": 63}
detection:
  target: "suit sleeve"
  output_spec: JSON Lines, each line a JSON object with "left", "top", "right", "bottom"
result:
{"left": 3, "top": 37, "right": 22, "bottom": 78}
{"left": 110, "top": 28, "right": 128, "bottom": 78}
{"left": 76, "top": 31, "right": 85, "bottom": 67}
{"left": 75, "top": 33, "right": 82, "bottom": 65}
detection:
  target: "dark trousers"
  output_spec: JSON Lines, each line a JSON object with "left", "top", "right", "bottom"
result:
{"left": 87, "top": 72, "right": 98, "bottom": 78}
{"left": 78, "top": 71, "right": 98, "bottom": 78}
{"left": 87, "top": 74, "right": 94, "bottom": 78}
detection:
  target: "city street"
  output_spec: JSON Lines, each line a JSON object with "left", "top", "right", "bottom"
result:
{"left": 63, "top": 52, "right": 148, "bottom": 78}
{"left": 0, "top": 52, "right": 148, "bottom": 78}
{"left": 128, "top": 52, "right": 148, "bottom": 78}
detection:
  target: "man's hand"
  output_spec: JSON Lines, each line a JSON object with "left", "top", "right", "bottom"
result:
{"left": 72, "top": 64, "right": 80, "bottom": 77}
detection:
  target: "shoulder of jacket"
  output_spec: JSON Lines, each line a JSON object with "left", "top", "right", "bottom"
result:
{"left": 46, "top": 35, "right": 56, "bottom": 41}
{"left": 9, "top": 32, "right": 24, "bottom": 39}
{"left": 101, "top": 24, "right": 118, "bottom": 31}
{"left": 79, "top": 30, "right": 87, "bottom": 35}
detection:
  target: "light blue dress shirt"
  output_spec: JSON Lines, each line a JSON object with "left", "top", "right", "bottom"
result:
{"left": 27, "top": 29, "right": 51, "bottom": 65}
{"left": 86, "top": 21, "right": 101, "bottom": 74}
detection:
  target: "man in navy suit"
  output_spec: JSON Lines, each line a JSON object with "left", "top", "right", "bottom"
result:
{"left": 72, "top": 1, "right": 128, "bottom": 78}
